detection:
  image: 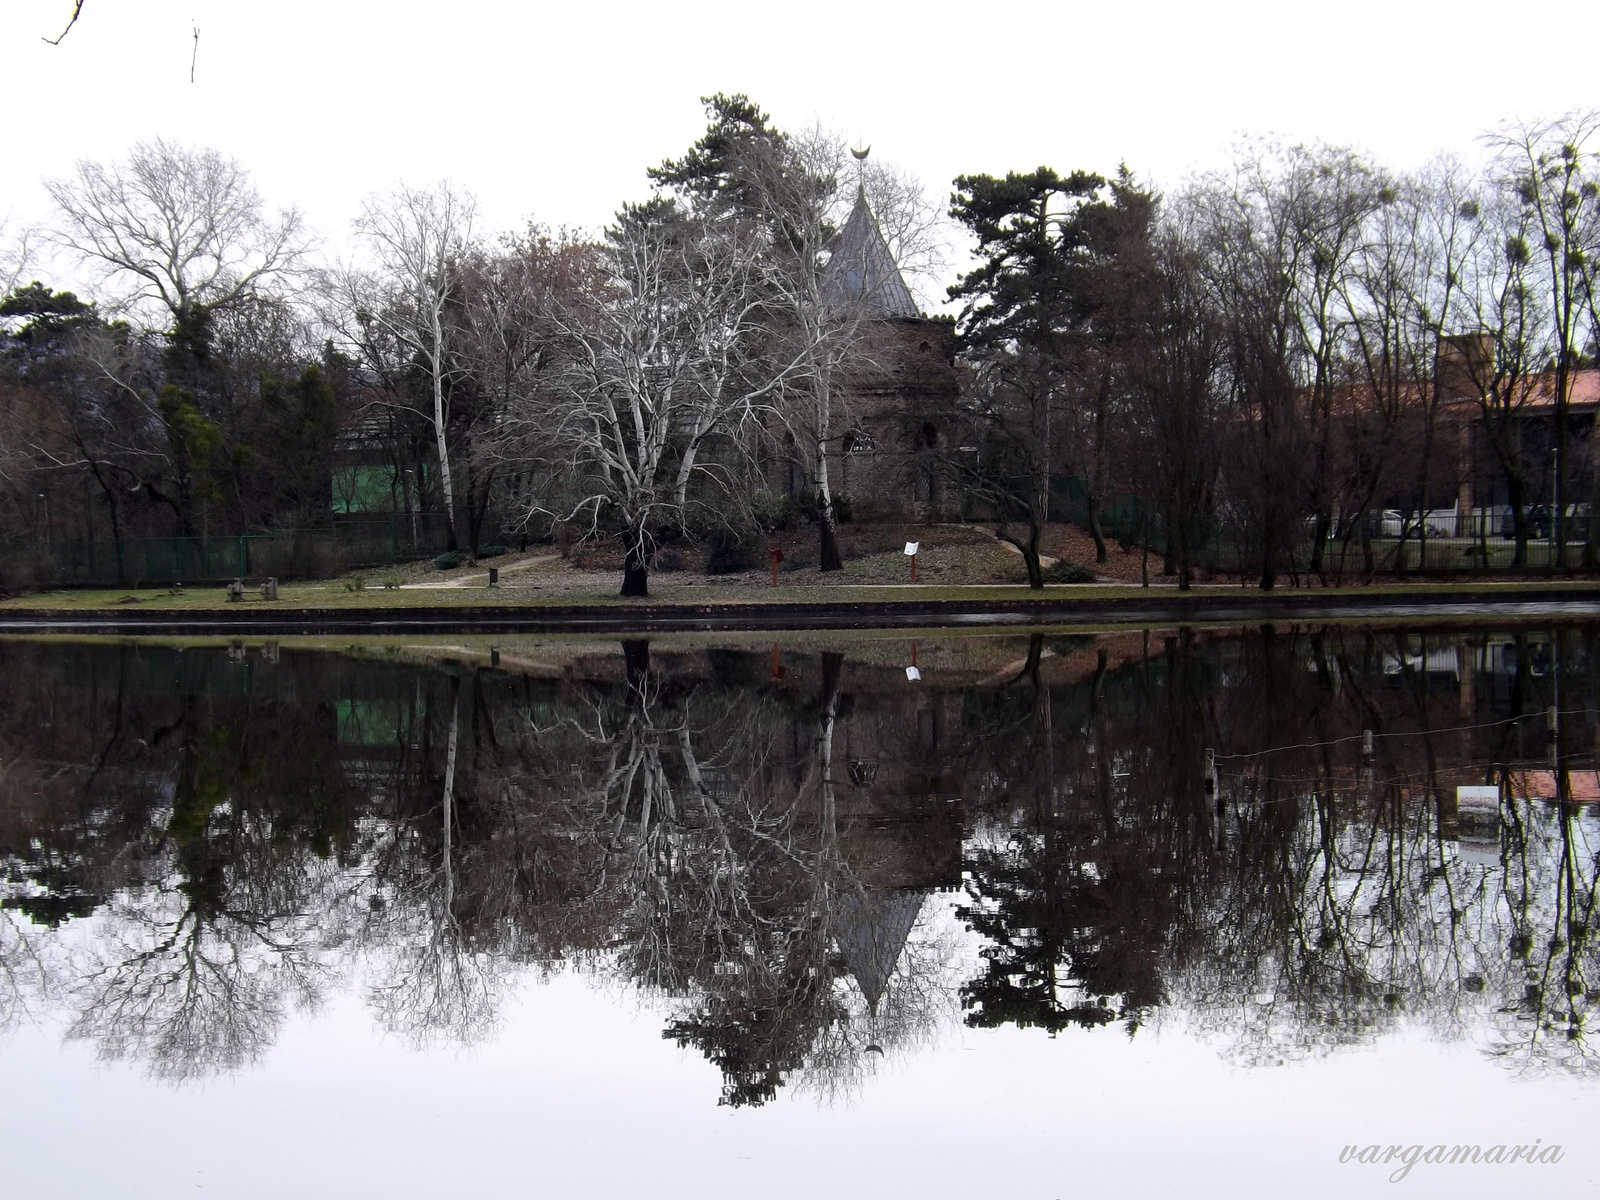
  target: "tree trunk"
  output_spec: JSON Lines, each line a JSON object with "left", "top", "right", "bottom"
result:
{"left": 1086, "top": 491, "right": 1108, "bottom": 563}
{"left": 621, "top": 533, "right": 650, "bottom": 598}
{"left": 85, "top": 457, "right": 125, "bottom": 584}
{"left": 622, "top": 639, "right": 651, "bottom": 698}
{"left": 441, "top": 681, "right": 459, "bottom": 918}
{"left": 1309, "top": 511, "right": 1330, "bottom": 575}
{"left": 1553, "top": 373, "right": 1568, "bottom": 572}
{"left": 1162, "top": 502, "right": 1178, "bottom": 577}
{"left": 1173, "top": 502, "right": 1192, "bottom": 592}
{"left": 812, "top": 358, "right": 842, "bottom": 573}
{"left": 814, "top": 433, "right": 843, "bottom": 572}
{"left": 818, "top": 508, "right": 843, "bottom": 572}
{"left": 1023, "top": 515, "right": 1045, "bottom": 589}
{"left": 1506, "top": 474, "right": 1528, "bottom": 568}
{"left": 466, "top": 466, "right": 495, "bottom": 564}
{"left": 1585, "top": 467, "right": 1600, "bottom": 570}
{"left": 431, "top": 345, "right": 459, "bottom": 552}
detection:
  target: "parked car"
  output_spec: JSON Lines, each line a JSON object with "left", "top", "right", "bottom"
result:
{"left": 1499, "top": 505, "right": 1552, "bottom": 539}
{"left": 1379, "top": 509, "right": 1456, "bottom": 537}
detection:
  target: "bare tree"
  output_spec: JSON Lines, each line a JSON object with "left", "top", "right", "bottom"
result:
{"left": 340, "top": 182, "right": 478, "bottom": 552}
{"left": 752, "top": 131, "right": 866, "bottom": 572}
{"left": 855, "top": 155, "right": 950, "bottom": 310}
{"left": 0, "top": 217, "right": 33, "bottom": 302}
{"left": 647, "top": 99, "right": 940, "bottom": 573}
{"left": 1193, "top": 154, "right": 1314, "bottom": 588}
{"left": 530, "top": 202, "right": 791, "bottom": 596}
{"left": 1126, "top": 205, "right": 1226, "bottom": 589}
{"left": 452, "top": 227, "right": 582, "bottom": 552}
{"left": 1327, "top": 173, "right": 1433, "bottom": 576}
{"left": 42, "top": 0, "right": 85, "bottom": 45}
{"left": 45, "top": 140, "right": 307, "bottom": 331}
{"left": 1458, "top": 180, "right": 1560, "bottom": 565}
{"left": 1487, "top": 114, "right": 1600, "bottom": 565}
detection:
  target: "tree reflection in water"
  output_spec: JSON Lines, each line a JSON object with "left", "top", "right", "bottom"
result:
{"left": 0, "top": 627, "right": 1595, "bottom": 1099}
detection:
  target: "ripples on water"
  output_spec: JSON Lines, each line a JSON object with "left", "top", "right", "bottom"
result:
{"left": 0, "top": 626, "right": 1597, "bottom": 1191}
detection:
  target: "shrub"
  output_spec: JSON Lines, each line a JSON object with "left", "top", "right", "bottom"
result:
{"left": 434, "top": 551, "right": 467, "bottom": 570}
{"left": 1042, "top": 560, "right": 1096, "bottom": 583}
{"left": 570, "top": 541, "right": 623, "bottom": 571}
{"left": 748, "top": 490, "right": 794, "bottom": 532}
{"left": 343, "top": 575, "right": 366, "bottom": 592}
{"left": 793, "top": 489, "right": 853, "bottom": 527}
{"left": 655, "top": 547, "right": 687, "bottom": 572}
{"left": 0, "top": 549, "right": 54, "bottom": 598}
{"left": 476, "top": 544, "right": 507, "bottom": 559}
{"left": 704, "top": 527, "right": 762, "bottom": 574}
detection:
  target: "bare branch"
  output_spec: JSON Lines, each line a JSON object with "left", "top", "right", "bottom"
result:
{"left": 42, "top": 0, "right": 84, "bottom": 45}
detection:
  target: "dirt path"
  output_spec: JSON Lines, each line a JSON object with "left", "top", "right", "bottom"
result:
{"left": 398, "top": 553, "right": 561, "bottom": 589}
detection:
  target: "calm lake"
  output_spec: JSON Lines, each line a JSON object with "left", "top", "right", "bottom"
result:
{"left": 2, "top": 625, "right": 1597, "bottom": 1197}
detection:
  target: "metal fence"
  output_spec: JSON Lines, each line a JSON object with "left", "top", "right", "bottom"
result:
{"left": 3, "top": 515, "right": 467, "bottom": 588}
{"left": 1201, "top": 518, "right": 1591, "bottom": 578}
{"left": 1067, "top": 493, "right": 1595, "bottom": 578}
{"left": 5, "top": 505, "right": 1592, "bottom": 590}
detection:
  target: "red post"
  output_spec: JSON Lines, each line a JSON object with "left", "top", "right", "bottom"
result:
{"left": 911, "top": 641, "right": 918, "bottom": 668}
{"left": 769, "top": 546, "right": 783, "bottom": 586}
{"left": 771, "top": 643, "right": 786, "bottom": 681}
{"left": 910, "top": 553, "right": 917, "bottom": 583}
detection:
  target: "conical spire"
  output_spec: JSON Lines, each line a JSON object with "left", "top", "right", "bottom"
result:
{"left": 821, "top": 165, "right": 919, "bottom": 319}
{"left": 836, "top": 888, "right": 926, "bottom": 1015}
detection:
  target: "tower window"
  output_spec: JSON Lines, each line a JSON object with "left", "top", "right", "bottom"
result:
{"left": 842, "top": 429, "right": 877, "bottom": 455}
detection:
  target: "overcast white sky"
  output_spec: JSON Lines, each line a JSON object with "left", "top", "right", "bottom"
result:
{"left": 5, "top": 898, "right": 1595, "bottom": 1196}
{"left": 4, "top": 0, "right": 1598, "bottom": 293}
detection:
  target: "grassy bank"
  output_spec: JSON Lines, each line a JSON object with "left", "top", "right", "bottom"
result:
{"left": 11, "top": 520, "right": 1600, "bottom": 611}
{"left": 4, "top": 577, "right": 1598, "bottom": 614}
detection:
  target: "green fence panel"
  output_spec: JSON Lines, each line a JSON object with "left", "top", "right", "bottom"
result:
{"left": 7, "top": 515, "right": 470, "bottom": 588}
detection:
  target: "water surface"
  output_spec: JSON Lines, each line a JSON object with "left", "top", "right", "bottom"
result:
{"left": 2, "top": 627, "right": 1597, "bottom": 1197}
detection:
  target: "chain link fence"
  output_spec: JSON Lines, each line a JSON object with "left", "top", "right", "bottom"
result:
{"left": 3, "top": 515, "right": 470, "bottom": 588}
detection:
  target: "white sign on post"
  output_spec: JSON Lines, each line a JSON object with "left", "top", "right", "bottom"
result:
{"left": 904, "top": 542, "right": 919, "bottom": 556}
{"left": 1457, "top": 785, "right": 1499, "bottom": 815}
{"left": 905, "top": 666, "right": 922, "bottom": 681}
